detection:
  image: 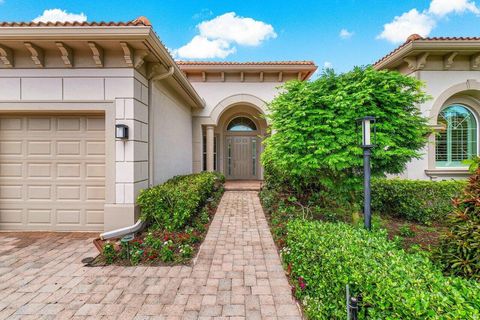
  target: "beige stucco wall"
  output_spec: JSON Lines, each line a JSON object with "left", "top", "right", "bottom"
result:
{"left": 150, "top": 81, "right": 193, "bottom": 185}
{"left": 0, "top": 68, "right": 149, "bottom": 231}
{"left": 401, "top": 70, "right": 480, "bottom": 180}
{"left": 190, "top": 82, "right": 278, "bottom": 117}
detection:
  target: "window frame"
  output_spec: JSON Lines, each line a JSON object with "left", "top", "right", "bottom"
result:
{"left": 435, "top": 103, "right": 479, "bottom": 168}
{"left": 226, "top": 116, "right": 258, "bottom": 132}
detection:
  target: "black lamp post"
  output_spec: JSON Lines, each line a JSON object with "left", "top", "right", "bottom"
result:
{"left": 358, "top": 116, "right": 376, "bottom": 231}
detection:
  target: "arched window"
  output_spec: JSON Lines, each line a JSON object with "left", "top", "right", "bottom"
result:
{"left": 227, "top": 117, "right": 257, "bottom": 132}
{"left": 436, "top": 104, "right": 478, "bottom": 167}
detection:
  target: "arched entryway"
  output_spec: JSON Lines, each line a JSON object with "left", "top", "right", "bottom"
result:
{"left": 203, "top": 103, "right": 268, "bottom": 180}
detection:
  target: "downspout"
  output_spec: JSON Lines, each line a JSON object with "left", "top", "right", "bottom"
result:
{"left": 148, "top": 65, "right": 175, "bottom": 186}
{"left": 93, "top": 65, "right": 176, "bottom": 253}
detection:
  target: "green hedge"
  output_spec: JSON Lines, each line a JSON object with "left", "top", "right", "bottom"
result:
{"left": 283, "top": 220, "right": 480, "bottom": 319}
{"left": 137, "top": 172, "right": 224, "bottom": 231}
{"left": 371, "top": 178, "right": 466, "bottom": 223}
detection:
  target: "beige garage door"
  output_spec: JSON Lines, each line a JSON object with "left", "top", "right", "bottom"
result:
{"left": 0, "top": 114, "right": 105, "bottom": 231}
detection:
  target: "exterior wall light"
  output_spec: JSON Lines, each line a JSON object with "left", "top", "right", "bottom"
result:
{"left": 357, "top": 116, "right": 376, "bottom": 231}
{"left": 116, "top": 124, "right": 129, "bottom": 139}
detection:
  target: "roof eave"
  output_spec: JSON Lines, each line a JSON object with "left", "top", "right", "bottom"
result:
{"left": 145, "top": 30, "right": 205, "bottom": 108}
{"left": 374, "top": 40, "right": 480, "bottom": 70}
{"left": 0, "top": 26, "right": 205, "bottom": 109}
{"left": 0, "top": 25, "right": 153, "bottom": 40}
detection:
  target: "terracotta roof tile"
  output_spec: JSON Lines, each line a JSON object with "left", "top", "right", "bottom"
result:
{"left": 374, "top": 35, "right": 480, "bottom": 67}
{"left": 176, "top": 60, "right": 316, "bottom": 66}
{"left": 0, "top": 16, "right": 151, "bottom": 27}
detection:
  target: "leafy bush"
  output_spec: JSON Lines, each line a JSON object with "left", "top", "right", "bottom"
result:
{"left": 371, "top": 178, "right": 465, "bottom": 223}
{"left": 102, "top": 242, "right": 116, "bottom": 264}
{"left": 137, "top": 172, "right": 224, "bottom": 230}
{"left": 262, "top": 67, "right": 430, "bottom": 205}
{"left": 283, "top": 220, "right": 480, "bottom": 319}
{"left": 437, "top": 168, "right": 480, "bottom": 280}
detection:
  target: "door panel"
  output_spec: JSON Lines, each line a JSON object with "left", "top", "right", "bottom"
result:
{"left": 225, "top": 136, "right": 258, "bottom": 180}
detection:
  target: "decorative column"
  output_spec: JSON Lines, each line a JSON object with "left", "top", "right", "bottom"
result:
{"left": 206, "top": 125, "right": 215, "bottom": 172}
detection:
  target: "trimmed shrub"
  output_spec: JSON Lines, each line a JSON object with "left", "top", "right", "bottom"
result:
{"left": 283, "top": 220, "right": 480, "bottom": 319}
{"left": 371, "top": 178, "right": 466, "bottom": 223}
{"left": 137, "top": 172, "right": 224, "bottom": 231}
{"left": 437, "top": 168, "right": 480, "bottom": 280}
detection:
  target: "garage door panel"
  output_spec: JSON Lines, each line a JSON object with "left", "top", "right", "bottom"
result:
{"left": 27, "top": 117, "right": 52, "bottom": 131}
{"left": 0, "top": 118, "right": 22, "bottom": 131}
{"left": 0, "top": 185, "right": 22, "bottom": 199}
{"left": 57, "top": 210, "right": 81, "bottom": 224}
{"left": 86, "top": 141, "right": 105, "bottom": 155}
{"left": 86, "top": 163, "right": 105, "bottom": 178}
{"left": 0, "top": 209, "right": 22, "bottom": 223}
{"left": 57, "top": 117, "right": 81, "bottom": 131}
{"left": 0, "top": 141, "right": 22, "bottom": 155}
{"left": 86, "top": 117, "right": 105, "bottom": 131}
{"left": 27, "top": 185, "right": 52, "bottom": 200}
{"left": 28, "top": 163, "right": 52, "bottom": 178}
{"left": 0, "top": 163, "right": 22, "bottom": 177}
{"left": 57, "top": 163, "right": 81, "bottom": 178}
{"left": 27, "top": 209, "right": 51, "bottom": 224}
{"left": 0, "top": 114, "right": 105, "bottom": 231}
{"left": 56, "top": 185, "right": 81, "bottom": 200}
{"left": 86, "top": 186, "right": 105, "bottom": 200}
{"left": 27, "top": 141, "right": 52, "bottom": 156}
{"left": 57, "top": 141, "right": 81, "bottom": 156}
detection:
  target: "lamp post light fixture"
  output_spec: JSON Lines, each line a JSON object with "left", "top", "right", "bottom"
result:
{"left": 358, "top": 116, "right": 376, "bottom": 231}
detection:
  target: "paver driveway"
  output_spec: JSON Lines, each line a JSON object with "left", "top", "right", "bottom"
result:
{"left": 0, "top": 191, "right": 302, "bottom": 319}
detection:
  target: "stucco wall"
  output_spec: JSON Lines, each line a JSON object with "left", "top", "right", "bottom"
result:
{"left": 151, "top": 81, "right": 193, "bottom": 185}
{"left": 189, "top": 82, "right": 279, "bottom": 116}
{"left": 0, "top": 68, "right": 149, "bottom": 230}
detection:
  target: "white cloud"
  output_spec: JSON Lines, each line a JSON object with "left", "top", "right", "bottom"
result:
{"left": 173, "top": 36, "right": 236, "bottom": 59}
{"left": 33, "top": 9, "right": 87, "bottom": 23}
{"left": 428, "top": 0, "right": 479, "bottom": 17}
{"left": 324, "top": 61, "right": 333, "bottom": 69}
{"left": 174, "top": 12, "right": 277, "bottom": 59}
{"left": 197, "top": 12, "right": 277, "bottom": 46}
{"left": 339, "top": 29, "right": 354, "bottom": 39}
{"left": 377, "top": 9, "right": 435, "bottom": 44}
{"left": 378, "top": 0, "right": 480, "bottom": 44}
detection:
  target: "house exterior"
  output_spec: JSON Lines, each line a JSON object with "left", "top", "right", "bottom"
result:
{"left": 2, "top": 16, "right": 476, "bottom": 233}
{"left": 374, "top": 35, "right": 480, "bottom": 181}
{"left": 0, "top": 17, "right": 316, "bottom": 232}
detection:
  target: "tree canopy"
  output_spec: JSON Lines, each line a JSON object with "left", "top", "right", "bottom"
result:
{"left": 262, "top": 66, "right": 430, "bottom": 200}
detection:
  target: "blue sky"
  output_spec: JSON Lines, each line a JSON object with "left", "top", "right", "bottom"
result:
{"left": 1, "top": 0, "right": 480, "bottom": 72}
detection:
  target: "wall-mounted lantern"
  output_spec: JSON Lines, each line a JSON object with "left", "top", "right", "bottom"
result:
{"left": 116, "top": 124, "right": 129, "bottom": 139}
{"left": 357, "top": 116, "right": 376, "bottom": 231}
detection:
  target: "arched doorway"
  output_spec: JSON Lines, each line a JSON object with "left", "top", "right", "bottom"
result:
{"left": 224, "top": 116, "right": 260, "bottom": 180}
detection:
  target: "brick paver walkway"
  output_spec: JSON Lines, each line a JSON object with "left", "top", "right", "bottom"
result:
{"left": 0, "top": 191, "right": 302, "bottom": 319}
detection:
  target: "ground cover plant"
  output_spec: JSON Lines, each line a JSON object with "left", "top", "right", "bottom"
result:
{"left": 283, "top": 220, "right": 480, "bottom": 319}
{"left": 260, "top": 67, "right": 480, "bottom": 319}
{"left": 99, "top": 172, "right": 224, "bottom": 266}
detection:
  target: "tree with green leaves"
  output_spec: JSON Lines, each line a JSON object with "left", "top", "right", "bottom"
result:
{"left": 262, "top": 66, "right": 430, "bottom": 206}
